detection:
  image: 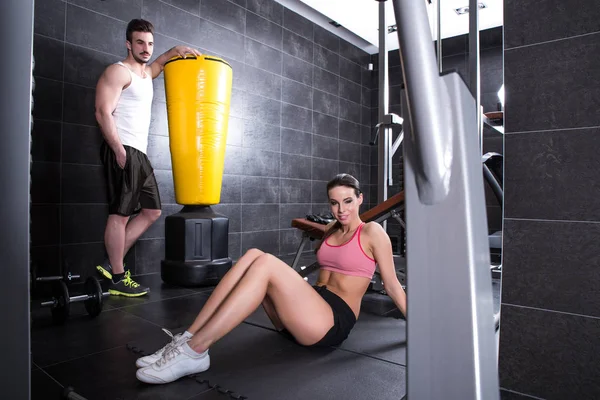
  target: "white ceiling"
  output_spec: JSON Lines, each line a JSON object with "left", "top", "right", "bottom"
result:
{"left": 275, "top": 0, "right": 503, "bottom": 54}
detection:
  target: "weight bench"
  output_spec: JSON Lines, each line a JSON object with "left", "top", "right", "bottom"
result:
{"left": 289, "top": 191, "right": 406, "bottom": 286}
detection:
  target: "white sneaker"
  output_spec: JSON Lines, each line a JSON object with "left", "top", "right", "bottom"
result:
{"left": 136, "top": 328, "right": 190, "bottom": 368}
{"left": 136, "top": 342, "right": 210, "bottom": 384}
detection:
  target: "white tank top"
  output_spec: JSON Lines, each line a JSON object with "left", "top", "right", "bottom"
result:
{"left": 112, "top": 61, "right": 153, "bottom": 154}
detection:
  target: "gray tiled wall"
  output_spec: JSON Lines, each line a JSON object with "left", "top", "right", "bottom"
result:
{"left": 499, "top": 0, "right": 600, "bottom": 398}
{"left": 30, "top": 0, "right": 372, "bottom": 281}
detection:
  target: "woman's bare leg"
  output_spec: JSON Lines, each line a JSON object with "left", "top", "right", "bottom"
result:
{"left": 186, "top": 248, "right": 264, "bottom": 334}
{"left": 188, "top": 253, "right": 334, "bottom": 352}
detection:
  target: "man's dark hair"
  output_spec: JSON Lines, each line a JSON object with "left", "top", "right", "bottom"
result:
{"left": 126, "top": 19, "right": 154, "bottom": 42}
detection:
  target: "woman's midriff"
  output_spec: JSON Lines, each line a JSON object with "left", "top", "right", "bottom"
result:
{"left": 316, "top": 272, "right": 371, "bottom": 319}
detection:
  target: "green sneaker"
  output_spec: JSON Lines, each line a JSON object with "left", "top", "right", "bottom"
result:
{"left": 108, "top": 271, "right": 150, "bottom": 297}
{"left": 96, "top": 259, "right": 114, "bottom": 280}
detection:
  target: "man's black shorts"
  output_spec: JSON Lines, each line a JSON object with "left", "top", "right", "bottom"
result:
{"left": 101, "top": 142, "right": 161, "bottom": 216}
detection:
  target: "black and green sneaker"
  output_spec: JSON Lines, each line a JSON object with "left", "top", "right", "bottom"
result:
{"left": 96, "top": 259, "right": 114, "bottom": 280}
{"left": 109, "top": 271, "right": 150, "bottom": 297}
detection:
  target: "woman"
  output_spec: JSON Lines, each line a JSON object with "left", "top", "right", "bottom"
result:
{"left": 136, "top": 174, "right": 407, "bottom": 384}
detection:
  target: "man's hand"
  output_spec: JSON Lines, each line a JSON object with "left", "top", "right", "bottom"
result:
{"left": 173, "top": 45, "right": 202, "bottom": 59}
{"left": 115, "top": 146, "right": 127, "bottom": 169}
{"left": 149, "top": 45, "right": 203, "bottom": 78}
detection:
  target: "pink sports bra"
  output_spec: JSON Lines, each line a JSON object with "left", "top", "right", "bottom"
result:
{"left": 317, "top": 223, "right": 376, "bottom": 279}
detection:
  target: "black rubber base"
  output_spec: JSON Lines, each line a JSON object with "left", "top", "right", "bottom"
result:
{"left": 161, "top": 258, "right": 232, "bottom": 287}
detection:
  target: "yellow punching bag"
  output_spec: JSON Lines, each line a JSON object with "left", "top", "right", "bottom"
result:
{"left": 163, "top": 55, "right": 233, "bottom": 205}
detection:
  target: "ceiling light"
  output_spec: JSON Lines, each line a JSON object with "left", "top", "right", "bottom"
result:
{"left": 455, "top": 3, "right": 487, "bottom": 15}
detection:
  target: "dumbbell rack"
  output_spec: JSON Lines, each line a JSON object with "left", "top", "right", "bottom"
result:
{"left": 32, "top": 262, "right": 109, "bottom": 324}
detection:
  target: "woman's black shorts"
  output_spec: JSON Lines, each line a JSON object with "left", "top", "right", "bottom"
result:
{"left": 280, "top": 285, "right": 357, "bottom": 347}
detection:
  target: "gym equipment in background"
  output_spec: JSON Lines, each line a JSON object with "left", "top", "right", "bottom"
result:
{"left": 161, "top": 55, "right": 233, "bottom": 287}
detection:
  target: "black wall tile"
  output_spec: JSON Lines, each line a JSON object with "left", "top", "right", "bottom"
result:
{"left": 282, "top": 103, "right": 312, "bottom": 132}
{"left": 135, "top": 239, "right": 165, "bottom": 275}
{"left": 220, "top": 174, "right": 242, "bottom": 204}
{"left": 246, "top": 12, "right": 282, "bottom": 51}
{"left": 242, "top": 148, "right": 280, "bottom": 177}
{"left": 312, "top": 135, "right": 338, "bottom": 159}
{"left": 311, "top": 180, "right": 328, "bottom": 204}
{"left": 60, "top": 242, "right": 117, "bottom": 282}
{"left": 146, "top": 134, "right": 172, "bottom": 170}
{"left": 314, "top": 25, "right": 339, "bottom": 54}
{"left": 312, "top": 158, "right": 338, "bottom": 182}
{"left": 314, "top": 44, "right": 339, "bottom": 75}
{"left": 280, "top": 154, "right": 311, "bottom": 180}
{"left": 61, "top": 164, "right": 106, "bottom": 204}
{"left": 149, "top": 101, "right": 169, "bottom": 137}
{"left": 230, "top": 88, "right": 244, "bottom": 118}
{"left": 505, "top": 34, "right": 600, "bottom": 133}
{"left": 30, "top": 246, "right": 61, "bottom": 280}
{"left": 33, "top": 78, "right": 63, "bottom": 122}
{"left": 201, "top": 0, "right": 245, "bottom": 34}
{"left": 31, "top": 162, "right": 60, "bottom": 204}
{"left": 282, "top": 78, "right": 313, "bottom": 109}
{"left": 66, "top": 5, "right": 126, "bottom": 56}
{"left": 243, "top": 64, "right": 282, "bottom": 101}
{"left": 282, "top": 53, "right": 312, "bottom": 86}
{"left": 505, "top": 0, "right": 600, "bottom": 49}
{"left": 33, "top": 35, "right": 64, "bottom": 81}
{"left": 338, "top": 161, "right": 360, "bottom": 180}
{"left": 32, "top": 120, "right": 61, "bottom": 163}
{"left": 313, "top": 66, "right": 338, "bottom": 95}
{"left": 247, "top": 0, "right": 283, "bottom": 25}
{"left": 63, "top": 83, "right": 96, "bottom": 126}
{"left": 224, "top": 146, "right": 244, "bottom": 175}
{"left": 280, "top": 204, "right": 311, "bottom": 229}
{"left": 339, "top": 98, "right": 362, "bottom": 124}
{"left": 313, "top": 89, "right": 339, "bottom": 117}
{"left": 68, "top": 0, "right": 141, "bottom": 22}
{"left": 283, "top": 30, "right": 313, "bottom": 63}
{"left": 227, "top": 116, "right": 244, "bottom": 146}
{"left": 243, "top": 120, "right": 281, "bottom": 152}
{"left": 245, "top": 38, "right": 282, "bottom": 75}
{"left": 499, "top": 305, "right": 600, "bottom": 399}
{"left": 31, "top": 205, "right": 60, "bottom": 246}
{"left": 339, "top": 56, "right": 362, "bottom": 85}
{"left": 242, "top": 177, "right": 280, "bottom": 203}
{"left": 143, "top": 0, "right": 200, "bottom": 47}
{"left": 244, "top": 93, "right": 281, "bottom": 126}
{"left": 163, "top": 0, "right": 200, "bottom": 15}
{"left": 339, "top": 78, "right": 362, "bottom": 104}
{"left": 242, "top": 204, "right": 279, "bottom": 232}
{"left": 280, "top": 179, "right": 312, "bottom": 204}
{"left": 198, "top": 19, "right": 245, "bottom": 63}
{"left": 61, "top": 204, "right": 108, "bottom": 244}
{"left": 280, "top": 229, "right": 303, "bottom": 255}
{"left": 283, "top": 9, "right": 312, "bottom": 40}
{"left": 229, "top": 233, "right": 241, "bottom": 260}
{"left": 154, "top": 169, "right": 176, "bottom": 204}
{"left": 339, "top": 38, "right": 367, "bottom": 65}
{"left": 339, "top": 120, "right": 361, "bottom": 144}
{"left": 281, "top": 128, "right": 311, "bottom": 156}
{"left": 339, "top": 140, "right": 361, "bottom": 163}
{"left": 64, "top": 44, "right": 119, "bottom": 88}
{"left": 242, "top": 230, "right": 279, "bottom": 255}
{"left": 504, "top": 129, "right": 600, "bottom": 221}
{"left": 35, "top": 0, "right": 65, "bottom": 40}
{"left": 502, "top": 219, "right": 600, "bottom": 318}
{"left": 313, "top": 112, "right": 338, "bottom": 139}
{"left": 212, "top": 204, "right": 242, "bottom": 233}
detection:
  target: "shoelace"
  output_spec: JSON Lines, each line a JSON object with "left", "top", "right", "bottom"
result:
{"left": 156, "top": 344, "right": 182, "bottom": 367}
{"left": 123, "top": 271, "right": 140, "bottom": 288}
{"left": 149, "top": 329, "right": 180, "bottom": 357}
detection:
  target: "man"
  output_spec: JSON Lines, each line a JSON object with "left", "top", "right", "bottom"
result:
{"left": 94, "top": 19, "right": 201, "bottom": 296}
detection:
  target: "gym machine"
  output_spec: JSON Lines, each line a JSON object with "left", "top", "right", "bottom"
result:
{"left": 384, "top": 0, "right": 500, "bottom": 398}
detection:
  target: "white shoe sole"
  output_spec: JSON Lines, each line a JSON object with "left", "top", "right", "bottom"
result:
{"left": 136, "top": 360, "right": 210, "bottom": 384}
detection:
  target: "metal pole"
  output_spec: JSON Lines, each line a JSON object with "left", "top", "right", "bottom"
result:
{"left": 377, "top": 0, "right": 389, "bottom": 229}
{"left": 469, "top": 0, "right": 482, "bottom": 152}
{"left": 437, "top": 0, "right": 442, "bottom": 73}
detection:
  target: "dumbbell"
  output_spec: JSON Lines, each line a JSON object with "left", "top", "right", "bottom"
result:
{"left": 30, "top": 260, "right": 81, "bottom": 294}
{"left": 40, "top": 276, "right": 109, "bottom": 324}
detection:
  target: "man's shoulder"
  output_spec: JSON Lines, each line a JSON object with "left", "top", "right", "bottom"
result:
{"left": 99, "top": 62, "right": 131, "bottom": 85}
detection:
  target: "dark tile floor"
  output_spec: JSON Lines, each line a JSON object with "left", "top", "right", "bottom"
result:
{"left": 30, "top": 254, "right": 500, "bottom": 400}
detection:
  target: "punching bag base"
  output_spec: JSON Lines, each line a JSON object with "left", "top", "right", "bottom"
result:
{"left": 161, "top": 205, "right": 232, "bottom": 287}
{"left": 161, "top": 258, "right": 232, "bottom": 288}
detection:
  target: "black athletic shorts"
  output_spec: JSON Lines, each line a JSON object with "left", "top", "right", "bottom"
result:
{"left": 101, "top": 142, "right": 161, "bottom": 216}
{"left": 280, "top": 285, "right": 357, "bottom": 347}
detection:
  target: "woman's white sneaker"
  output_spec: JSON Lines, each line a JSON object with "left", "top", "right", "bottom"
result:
{"left": 136, "top": 342, "right": 210, "bottom": 384}
{"left": 136, "top": 328, "right": 193, "bottom": 368}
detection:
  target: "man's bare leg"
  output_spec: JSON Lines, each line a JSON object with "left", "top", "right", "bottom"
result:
{"left": 104, "top": 214, "right": 129, "bottom": 275}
